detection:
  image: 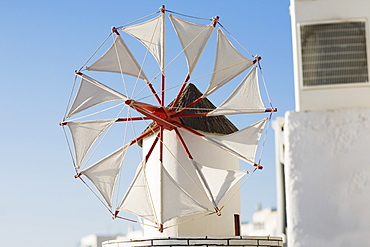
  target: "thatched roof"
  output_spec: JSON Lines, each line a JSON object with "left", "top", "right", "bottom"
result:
{"left": 138, "top": 83, "right": 238, "bottom": 146}
{"left": 173, "top": 83, "right": 238, "bottom": 134}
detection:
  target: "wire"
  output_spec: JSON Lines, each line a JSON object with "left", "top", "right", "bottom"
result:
{"left": 166, "top": 9, "right": 213, "bottom": 21}
{"left": 117, "top": 11, "right": 160, "bottom": 29}
{"left": 63, "top": 75, "right": 78, "bottom": 121}
{"left": 79, "top": 33, "right": 113, "bottom": 71}
{"left": 78, "top": 176, "right": 113, "bottom": 214}
{"left": 218, "top": 23, "right": 254, "bottom": 58}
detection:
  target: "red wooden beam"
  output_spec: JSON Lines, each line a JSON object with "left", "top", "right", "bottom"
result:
{"left": 174, "top": 128, "right": 193, "bottom": 159}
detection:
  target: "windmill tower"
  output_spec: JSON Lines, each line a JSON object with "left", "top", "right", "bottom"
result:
{"left": 141, "top": 83, "right": 241, "bottom": 237}
{"left": 274, "top": 0, "right": 370, "bottom": 246}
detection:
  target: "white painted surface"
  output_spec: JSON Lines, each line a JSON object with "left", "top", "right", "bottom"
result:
{"left": 290, "top": 0, "right": 370, "bottom": 111}
{"left": 284, "top": 109, "right": 370, "bottom": 246}
{"left": 142, "top": 129, "right": 240, "bottom": 237}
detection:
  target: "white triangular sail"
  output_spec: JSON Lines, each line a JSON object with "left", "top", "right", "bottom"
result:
{"left": 121, "top": 14, "right": 164, "bottom": 70}
{"left": 86, "top": 35, "right": 148, "bottom": 82}
{"left": 162, "top": 166, "right": 209, "bottom": 223}
{"left": 203, "top": 29, "right": 253, "bottom": 97}
{"left": 81, "top": 144, "right": 129, "bottom": 208}
{"left": 208, "top": 66, "right": 266, "bottom": 116}
{"left": 116, "top": 162, "right": 158, "bottom": 223}
{"left": 67, "top": 119, "right": 116, "bottom": 169}
{"left": 193, "top": 160, "right": 247, "bottom": 205}
{"left": 202, "top": 118, "right": 267, "bottom": 165}
{"left": 169, "top": 14, "right": 214, "bottom": 75}
{"left": 66, "top": 74, "right": 128, "bottom": 118}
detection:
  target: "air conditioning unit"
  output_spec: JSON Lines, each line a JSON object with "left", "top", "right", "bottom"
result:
{"left": 291, "top": 0, "right": 370, "bottom": 111}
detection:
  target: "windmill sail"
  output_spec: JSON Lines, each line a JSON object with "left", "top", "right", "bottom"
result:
{"left": 66, "top": 119, "right": 116, "bottom": 169}
{"left": 208, "top": 66, "right": 266, "bottom": 116}
{"left": 117, "top": 160, "right": 209, "bottom": 226}
{"left": 203, "top": 29, "right": 254, "bottom": 97}
{"left": 169, "top": 14, "right": 214, "bottom": 75}
{"left": 81, "top": 144, "right": 129, "bottom": 208}
{"left": 192, "top": 160, "right": 247, "bottom": 205}
{"left": 117, "top": 162, "right": 158, "bottom": 223}
{"left": 66, "top": 74, "right": 128, "bottom": 118}
{"left": 121, "top": 14, "right": 165, "bottom": 70}
{"left": 161, "top": 166, "right": 209, "bottom": 223}
{"left": 86, "top": 35, "right": 149, "bottom": 82}
{"left": 201, "top": 118, "right": 267, "bottom": 165}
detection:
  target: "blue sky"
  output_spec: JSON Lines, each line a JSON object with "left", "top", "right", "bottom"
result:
{"left": 0, "top": 1, "right": 293, "bottom": 246}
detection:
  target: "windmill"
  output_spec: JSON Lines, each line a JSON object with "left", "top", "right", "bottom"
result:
{"left": 60, "top": 5, "right": 276, "bottom": 237}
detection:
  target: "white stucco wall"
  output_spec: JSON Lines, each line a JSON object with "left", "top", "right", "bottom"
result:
{"left": 284, "top": 109, "right": 370, "bottom": 247}
{"left": 142, "top": 128, "right": 240, "bottom": 237}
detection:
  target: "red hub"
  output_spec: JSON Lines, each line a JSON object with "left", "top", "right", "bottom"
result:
{"left": 125, "top": 99, "right": 182, "bottom": 131}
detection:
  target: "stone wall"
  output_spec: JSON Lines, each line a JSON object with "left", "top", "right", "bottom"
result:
{"left": 103, "top": 236, "right": 283, "bottom": 247}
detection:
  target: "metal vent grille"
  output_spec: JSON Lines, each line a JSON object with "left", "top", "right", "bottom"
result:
{"left": 300, "top": 21, "right": 368, "bottom": 86}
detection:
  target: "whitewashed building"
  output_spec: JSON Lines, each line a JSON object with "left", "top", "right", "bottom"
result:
{"left": 80, "top": 234, "right": 118, "bottom": 247}
{"left": 274, "top": 0, "right": 370, "bottom": 246}
{"left": 241, "top": 205, "right": 278, "bottom": 237}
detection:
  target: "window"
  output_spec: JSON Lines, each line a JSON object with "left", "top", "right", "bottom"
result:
{"left": 300, "top": 21, "right": 368, "bottom": 86}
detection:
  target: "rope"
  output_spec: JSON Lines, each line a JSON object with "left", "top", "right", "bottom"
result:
{"left": 112, "top": 34, "right": 129, "bottom": 98}
{"left": 62, "top": 125, "right": 78, "bottom": 174}
{"left": 163, "top": 211, "right": 216, "bottom": 230}
{"left": 218, "top": 23, "right": 254, "bottom": 58}
{"left": 78, "top": 176, "right": 114, "bottom": 214}
{"left": 115, "top": 215, "right": 159, "bottom": 229}
{"left": 219, "top": 167, "right": 257, "bottom": 210}
{"left": 78, "top": 118, "right": 117, "bottom": 171}
{"left": 166, "top": 9, "right": 212, "bottom": 21}
{"left": 79, "top": 33, "right": 113, "bottom": 71}
{"left": 117, "top": 11, "right": 160, "bottom": 29}
{"left": 161, "top": 20, "right": 214, "bottom": 76}
{"left": 257, "top": 113, "right": 273, "bottom": 166}
{"left": 63, "top": 75, "right": 78, "bottom": 121}
{"left": 66, "top": 102, "right": 125, "bottom": 123}
{"left": 258, "top": 61, "right": 274, "bottom": 109}
{"left": 159, "top": 135, "right": 212, "bottom": 202}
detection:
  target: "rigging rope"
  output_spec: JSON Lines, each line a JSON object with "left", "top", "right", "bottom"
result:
{"left": 163, "top": 211, "right": 216, "bottom": 230}
{"left": 79, "top": 33, "right": 113, "bottom": 71}
{"left": 220, "top": 167, "right": 257, "bottom": 210}
{"left": 218, "top": 23, "right": 254, "bottom": 58}
{"left": 257, "top": 112, "right": 273, "bottom": 166}
{"left": 166, "top": 9, "right": 213, "bottom": 21}
{"left": 117, "top": 11, "right": 160, "bottom": 29}
{"left": 258, "top": 61, "right": 274, "bottom": 109}
{"left": 62, "top": 125, "right": 79, "bottom": 174}
{"left": 78, "top": 176, "right": 114, "bottom": 214}
{"left": 63, "top": 75, "right": 78, "bottom": 121}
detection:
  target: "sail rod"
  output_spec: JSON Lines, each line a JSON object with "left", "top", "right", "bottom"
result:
{"left": 169, "top": 74, "right": 190, "bottom": 111}
{"left": 171, "top": 108, "right": 278, "bottom": 118}
{"left": 129, "top": 125, "right": 160, "bottom": 146}
{"left": 116, "top": 117, "right": 152, "bottom": 122}
{"left": 145, "top": 132, "right": 160, "bottom": 162}
{"left": 161, "top": 74, "right": 165, "bottom": 106}
{"left": 174, "top": 128, "right": 193, "bottom": 159}
{"left": 147, "top": 81, "right": 162, "bottom": 105}
{"left": 159, "top": 125, "right": 164, "bottom": 232}
{"left": 171, "top": 112, "right": 208, "bottom": 118}
{"left": 174, "top": 97, "right": 204, "bottom": 115}
{"left": 160, "top": 6, "right": 166, "bottom": 107}
{"left": 175, "top": 129, "right": 218, "bottom": 210}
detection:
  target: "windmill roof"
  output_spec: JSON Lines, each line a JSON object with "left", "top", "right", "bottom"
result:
{"left": 138, "top": 83, "right": 238, "bottom": 146}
